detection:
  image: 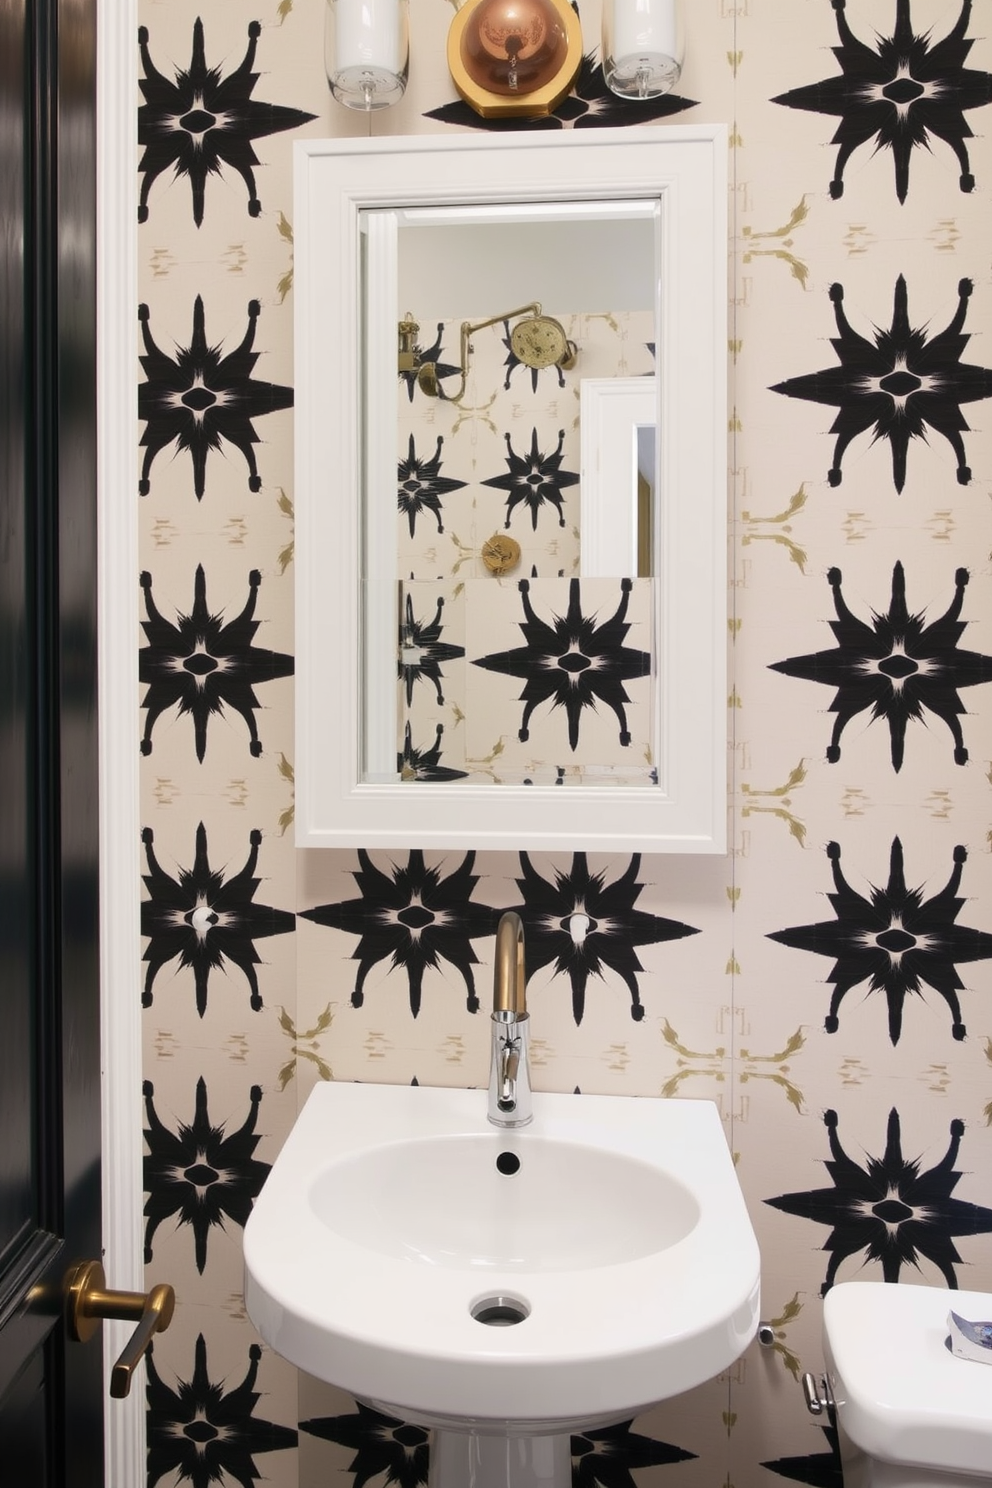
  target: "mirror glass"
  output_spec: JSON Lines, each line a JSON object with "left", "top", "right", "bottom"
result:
{"left": 363, "top": 204, "right": 661, "bottom": 789}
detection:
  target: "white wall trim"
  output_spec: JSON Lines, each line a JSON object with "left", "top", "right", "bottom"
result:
{"left": 97, "top": 0, "right": 143, "bottom": 1479}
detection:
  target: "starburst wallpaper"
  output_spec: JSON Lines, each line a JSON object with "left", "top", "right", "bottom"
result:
{"left": 137, "top": 4, "right": 992, "bottom": 1487}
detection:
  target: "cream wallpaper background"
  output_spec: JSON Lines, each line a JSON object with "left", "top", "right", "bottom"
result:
{"left": 135, "top": 2, "right": 992, "bottom": 1485}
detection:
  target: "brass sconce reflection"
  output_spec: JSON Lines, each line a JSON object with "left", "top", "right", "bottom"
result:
{"left": 398, "top": 304, "right": 577, "bottom": 402}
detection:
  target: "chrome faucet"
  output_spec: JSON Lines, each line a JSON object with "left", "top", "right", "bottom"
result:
{"left": 488, "top": 911, "right": 532, "bottom": 1128}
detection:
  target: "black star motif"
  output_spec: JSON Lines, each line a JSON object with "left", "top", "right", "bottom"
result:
{"left": 399, "top": 593, "right": 464, "bottom": 708}
{"left": 138, "top": 19, "right": 315, "bottom": 227}
{"left": 772, "top": 0, "right": 992, "bottom": 204}
{"left": 769, "top": 563, "right": 992, "bottom": 772}
{"left": 571, "top": 1420, "right": 695, "bottom": 1488}
{"left": 142, "top": 1078, "right": 270, "bottom": 1274}
{"left": 139, "top": 566, "right": 294, "bottom": 762}
{"left": 147, "top": 1334, "right": 296, "bottom": 1488}
{"left": 773, "top": 275, "right": 992, "bottom": 494}
{"left": 138, "top": 295, "right": 294, "bottom": 500}
{"left": 772, "top": 276, "right": 992, "bottom": 492}
{"left": 299, "top": 1405, "right": 694, "bottom": 1488}
{"left": 300, "top": 849, "right": 499, "bottom": 1017}
{"left": 398, "top": 434, "right": 467, "bottom": 537}
{"left": 141, "top": 823, "right": 295, "bottom": 1018}
{"left": 300, "top": 1402, "right": 430, "bottom": 1488}
{"left": 765, "top": 1107, "right": 992, "bottom": 1294}
{"left": 513, "top": 852, "right": 698, "bottom": 1025}
{"left": 483, "top": 428, "right": 579, "bottom": 530}
{"left": 762, "top": 1423, "right": 844, "bottom": 1487}
{"left": 426, "top": 48, "right": 696, "bottom": 131}
{"left": 472, "top": 578, "right": 651, "bottom": 752}
{"left": 767, "top": 837, "right": 992, "bottom": 1045}
{"left": 398, "top": 722, "right": 468, "bottom": 783}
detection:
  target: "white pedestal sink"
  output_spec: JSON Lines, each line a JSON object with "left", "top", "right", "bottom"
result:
{"left": 244, "top": 1082, "right": 760, "bottom": 1488}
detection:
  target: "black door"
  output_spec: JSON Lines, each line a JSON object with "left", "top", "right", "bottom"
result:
{"left": 0, "top": 0, "right": 102, "bottom": 1481}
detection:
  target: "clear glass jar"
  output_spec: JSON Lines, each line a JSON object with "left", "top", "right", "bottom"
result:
{"left": 601, "top": 0, "right": 683, "bottom": 100}
{"left": 325, "top": 0, "right": 410, "bottom": 111}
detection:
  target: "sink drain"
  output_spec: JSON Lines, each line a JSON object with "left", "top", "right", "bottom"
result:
{"left": 471, "top": 1295, "right": 530, "bottom": 1327}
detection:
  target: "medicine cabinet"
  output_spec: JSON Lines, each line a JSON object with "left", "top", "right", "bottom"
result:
{"left": 294, "top": 126, "right": 727, "bottom": 853}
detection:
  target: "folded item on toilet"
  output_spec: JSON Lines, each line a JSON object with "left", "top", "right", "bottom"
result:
{"left": 948, "top": 1311, "right": 992, "bottom": 1364}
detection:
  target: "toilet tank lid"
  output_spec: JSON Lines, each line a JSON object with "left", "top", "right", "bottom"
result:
{"left": 824, "top": 1282, "right": 992, "bottom": 1478}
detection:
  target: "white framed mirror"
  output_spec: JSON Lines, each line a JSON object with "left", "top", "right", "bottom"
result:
{"left": 294, "top": 126, "right": 727, "bottom": 853}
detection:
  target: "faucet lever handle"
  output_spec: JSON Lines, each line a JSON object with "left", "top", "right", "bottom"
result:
{"left": 498, "top": 1037, "right": 520, "bottom": 1110}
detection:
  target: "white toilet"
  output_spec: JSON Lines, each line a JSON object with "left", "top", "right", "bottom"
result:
{"left": 820, "top": 1281, "right": 992, "bottom": 1487}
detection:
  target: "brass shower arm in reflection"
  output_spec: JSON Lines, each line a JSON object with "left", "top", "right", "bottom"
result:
{"left": 399, "top": 303, "right": 574, "bottom": 403}
{"left": 451, "top": 304, "right": 542, "bottom": 402}
{"left": 402, "top": 303, "right": 538, "bottom": 401}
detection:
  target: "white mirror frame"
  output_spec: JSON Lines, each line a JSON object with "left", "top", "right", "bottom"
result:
{"left": 294, "top": 126, "right": 728, "bottom": 854}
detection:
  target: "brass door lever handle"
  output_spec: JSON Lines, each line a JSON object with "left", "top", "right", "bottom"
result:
{"left": 65, "top": 1259, "right": 176, "bottom": 1398}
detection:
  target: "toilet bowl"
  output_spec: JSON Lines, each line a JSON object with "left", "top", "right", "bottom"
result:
{"left": 820, "top": 1281, "right": 992, "bottom": 1487}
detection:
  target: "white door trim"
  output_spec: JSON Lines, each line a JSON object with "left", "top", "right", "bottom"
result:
{"left": 97, "top": 0, "right": 143, "bottom": 1479}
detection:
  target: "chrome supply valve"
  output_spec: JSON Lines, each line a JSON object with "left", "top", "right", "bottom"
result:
{"left": 488, "top": 912, "right": 532, "bottom": 1128}
{"left": 801, "top": 1372, "right": 835, "bottom": 1417}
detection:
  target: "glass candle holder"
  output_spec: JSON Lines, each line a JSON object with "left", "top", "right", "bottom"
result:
{"left": 325, "top": 0, "right": 410, "bottom": 111}
{"left": 601, "top": 0, "right": 683, "bottom": 100}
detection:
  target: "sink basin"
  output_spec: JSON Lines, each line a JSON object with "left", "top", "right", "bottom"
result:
{"left": 310, "top": 1133, "right": 699, "bottom": 1272}
{"left": 244, "top": 1082, "right": 760, "bottom": 1437}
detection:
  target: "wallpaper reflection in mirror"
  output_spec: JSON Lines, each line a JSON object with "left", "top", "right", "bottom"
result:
{"left": 395, "top": 307, "right": 657, "bottom": 784}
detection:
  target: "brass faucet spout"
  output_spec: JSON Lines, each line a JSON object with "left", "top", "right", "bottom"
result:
{"left": 488, "top": 912, "right": 532, "bottom": 1127}
{"left": 493, "top": 911, "right": 526, "bottom": 1016}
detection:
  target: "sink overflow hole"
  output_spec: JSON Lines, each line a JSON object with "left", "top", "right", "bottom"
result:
{"left": 471, "top": 1295, "right": 530, "bottom": 1327}
{"left": 496, "top": 1152, "right": 520, "bottom": 1176}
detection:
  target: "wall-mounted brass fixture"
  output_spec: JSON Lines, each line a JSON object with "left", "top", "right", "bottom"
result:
{"left": 481, "top": 532, "right": 522, "bottom": 575}
{"left": 399, "top": 303, "right": 577, "bottom": 402}
{"left": 396, "top": 314, "right": 419, "bottom": 373}
{"left": 448, "top": 0, "right": 582, "bottom": 120}
{"left": 397, "top": 314, "right": 442, "bottom": 395}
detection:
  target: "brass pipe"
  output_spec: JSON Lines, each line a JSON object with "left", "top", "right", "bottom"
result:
{"left": 414, "top": 303, "right": 542, "bottom": 404}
